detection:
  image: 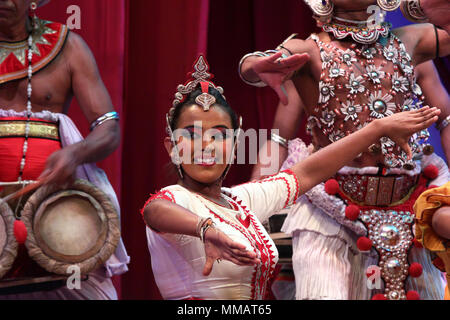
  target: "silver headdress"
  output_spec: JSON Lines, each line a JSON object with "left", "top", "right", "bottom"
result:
{"left": 170, "top": 55, "right": 225, "bottom": 122}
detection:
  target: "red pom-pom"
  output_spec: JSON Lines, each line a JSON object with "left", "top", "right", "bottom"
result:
{"left": 423, "top": 165, "right": 439, "bottom": 180}
{"left": 412, "top": 238, "right": 423, "bottom": 249}
{"left": 408, "top": 263, "right": 423, "bottom": 278}
{"left": 371, "top": 294, "right": 387, "bottom": 300}
{"left": 357, "top": 237, "right": 372, "bottom": 251}
{"left": 345, "top": 205, "right": 360, "bottom": 221}
{"left": 14, "top": 220, "right": 27, "bottom": 244}
{"left": 406, "top": 290, "right": 420, "bottom": 300}
{"left": 324, "top": 179, "right": 340, "bottom": 195}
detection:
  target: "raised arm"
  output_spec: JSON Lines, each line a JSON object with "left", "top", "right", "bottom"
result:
{"left": 290, "top": 107, "right": 440, "bottom": 195}
{"left": 251, "top": 80, "right": 305, "bottom": 180}
{"left": 39, "top": 32, "right": 120, "bottom": 186}
{"left": 415, "top": 60, "right": 450, "bottom": 163}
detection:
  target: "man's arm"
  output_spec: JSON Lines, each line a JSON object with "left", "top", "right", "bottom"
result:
{"left": 251, "top": 80, "right": 305, "bottom": 180}
{"left": 416, "top": 60, "right": 450, "bottom": 164}
{"left": 39, "top": 32, "right": 120, "bottom": 185}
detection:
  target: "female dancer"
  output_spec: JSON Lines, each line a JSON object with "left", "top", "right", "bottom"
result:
{"left": 141, "top": 55, "right": 439, "bottom": 300}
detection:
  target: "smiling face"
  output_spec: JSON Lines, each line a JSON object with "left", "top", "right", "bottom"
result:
{"left": 167, "top": 104, "right": 235, "bottom": 185}
{"left": 0, "top": 0, "right": 31, "bottom": 28}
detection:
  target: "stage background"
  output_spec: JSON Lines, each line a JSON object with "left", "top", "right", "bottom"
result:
{"left": 36, "top": 0, "right": 449, "bottom": 300}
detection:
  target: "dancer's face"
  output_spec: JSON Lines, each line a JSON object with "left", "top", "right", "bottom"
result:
{"left": 0, "top": 0, "right": 30, "bottom": 26}
{"left": 167, "top": 104, "right": 235, "bottom": 184}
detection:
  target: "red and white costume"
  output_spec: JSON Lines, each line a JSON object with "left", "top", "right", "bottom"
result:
{"left": 143, "top": 170, "right": 299, "bottom": 300}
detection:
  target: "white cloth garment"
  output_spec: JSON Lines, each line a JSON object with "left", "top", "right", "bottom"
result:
{"left": 280, "top": 138, "right": 449, "bottom": 300}
{"left": 0, "top": 109, "right": 130, "bottom": 300}
{"left": 145, "top": 171, "right": 299, "bottom": 300}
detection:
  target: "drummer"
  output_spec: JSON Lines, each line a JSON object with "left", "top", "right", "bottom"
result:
{"left": 0, "top": 0, "right": 129, "bottom": 299}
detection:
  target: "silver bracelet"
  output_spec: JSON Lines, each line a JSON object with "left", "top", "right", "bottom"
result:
{"left": 238, "top": 50, "right": 288, "bottom": 87}
{"left": 271, "top": 132, "right": 289, "bottom": 149}
{"left": 436, "top": 115, "right": 450, "bottom": 132}
{"left": 90, "top": 111, "right": 120, "bottom": 131}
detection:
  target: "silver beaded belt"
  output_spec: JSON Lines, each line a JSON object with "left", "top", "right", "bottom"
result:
{"left": 336, "top": 173, "right": 419, "bottom": 206}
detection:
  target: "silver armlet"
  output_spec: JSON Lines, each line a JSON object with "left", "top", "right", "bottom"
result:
{"left": 271, "top": 132, "right": 289, "bottom": 149}
{"left": 238, "top": 50, "right": 289, "bottom": 88}
{"left": 400, "top": 0, "right": 429, "bottom": 23}
{"left": 90, "top": 111, "right": 120, "bottom": 131}
{"left": 436, "top": 115, "right": 450, "bottom": 132}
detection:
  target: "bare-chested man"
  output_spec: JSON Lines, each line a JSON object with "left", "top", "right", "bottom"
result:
{"left": 0, "top": 0, "right": 129, "bottom": 299}
{"left": 240, "top": 0, "right": 450, "bottom": 300}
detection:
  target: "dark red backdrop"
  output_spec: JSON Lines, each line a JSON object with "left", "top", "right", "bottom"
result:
{"left": 36, "top": 0, "right": 448, "bottom": 299}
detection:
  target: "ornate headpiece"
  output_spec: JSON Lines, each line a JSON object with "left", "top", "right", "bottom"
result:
{"left": 171, "top": 55, "right": 225, "bottom": 114}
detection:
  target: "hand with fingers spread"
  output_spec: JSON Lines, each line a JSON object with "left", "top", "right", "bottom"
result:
{"left": 375, "top": 106, "right": 441, "bottom": 160}
{"left": 252, "top": 52, "right": 310, "bottom": 105}
{"left": 202, "top": 227, "right": 260, "bottom": 276}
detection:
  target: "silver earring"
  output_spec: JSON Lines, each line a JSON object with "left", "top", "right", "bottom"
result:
{"left": 377, "top": 0, "right": 401, "bottom": 11}
{"left": 166, "top": 114, "right": 184, "bottom": 179}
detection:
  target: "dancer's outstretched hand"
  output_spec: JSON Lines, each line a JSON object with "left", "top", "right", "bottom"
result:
{"left": 253, "top": 51, "right": 309, "bottom": 105}
{"left": 376, "top": 106, "right": 440, "bottom": 159}
{"left": 202, "top": 227, "right": 260, "bottom": 276}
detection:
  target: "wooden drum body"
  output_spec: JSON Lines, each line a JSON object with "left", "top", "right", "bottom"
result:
{"left": 0, "top": 200, "right": 18, "bottom": 279}
{"left": 21, "top": 179, "right": 120, "bottom": 275}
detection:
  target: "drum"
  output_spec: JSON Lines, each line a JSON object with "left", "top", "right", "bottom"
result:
{"left": 0, "top": 200, "right": 18, "bottom": 279}
{"left": 21, "top": 179, "right": 120, "bottom": 275}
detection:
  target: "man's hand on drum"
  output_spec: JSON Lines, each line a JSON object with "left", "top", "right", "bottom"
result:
{"left": 202, "top": 227, "right": 260, "bottom": 276}
{"left": 38, "top": 145, "right": 81, "bottom": 188}
{"left": 252, "top": 51, "right": 309, "bottom": 105}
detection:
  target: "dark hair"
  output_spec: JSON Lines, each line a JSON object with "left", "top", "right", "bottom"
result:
{"left": 169, "top": 84, "right": 239, "bottom": 131}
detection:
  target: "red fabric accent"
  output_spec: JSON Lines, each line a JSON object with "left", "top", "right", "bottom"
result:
{"left": 423, "top": 165, "right": 439, "bottom": 180}
{"left": 357, "top": 237, "right": 373, "bottom": 251}
{"left": 412, "top": 238, "right": 423, "bottom": 249}
{"left": 208, "top": 203, "right": 277, "bottom": 300}
{"left": 200, "top": 81, "right": 210, "bottom": 94}
{"left": 13, "top": 220, "right": 27, "bottom": 244}
{"left": 345, "top": 205, "right": 360, "bottom": 221}
{"left": 140, "top": 190, "right": 177, "bottom": 233}
{"left": 140, "top": 190, "right": 176, "bottom": 217}
{"left": 324, "top": 179, "right": 340, "bottom": 195}
{"left": 432, "top": 257, "right": 446, "bottom": 272}
{"left": 283, "top": 169, "right": 300, "bottom": 200}
{"left": 0, "top": 137, "right": 61, "bottom": 182}
{"left": 372, "top": 294, "right": 387, "bottom": 300}
{"left": 406, "top": 290, "right": 420, "bottom": 300}
{"left": 408, "top": 263, "right": 423, "bottom": 278}
{"left": 0, "top": 21, "right": 67, "bottom": 83}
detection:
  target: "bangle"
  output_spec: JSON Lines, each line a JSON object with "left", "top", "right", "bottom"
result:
{"left": 436, "top": 115, "right": 450, "bottom": 132}
{"left": 271, "top": 132, "right": 289, "bottom": 149}
{"left": 200, "top": 219, "right": 215, "bottom": 243}
{"left": 90, "top": 111, "right": 120, "bottom": 131}
{"left": 238, "top": 50, "right": 289, "bottom": 87}
{"left": 434, "top": 25, "right": 440, "bottom": 59}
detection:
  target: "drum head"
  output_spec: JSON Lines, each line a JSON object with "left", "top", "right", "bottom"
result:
{"left": 0, "top": 200, "right": 18, "bottom": 279}
{"left": 22, "top": 180, "right": 120, "bottom": 275}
